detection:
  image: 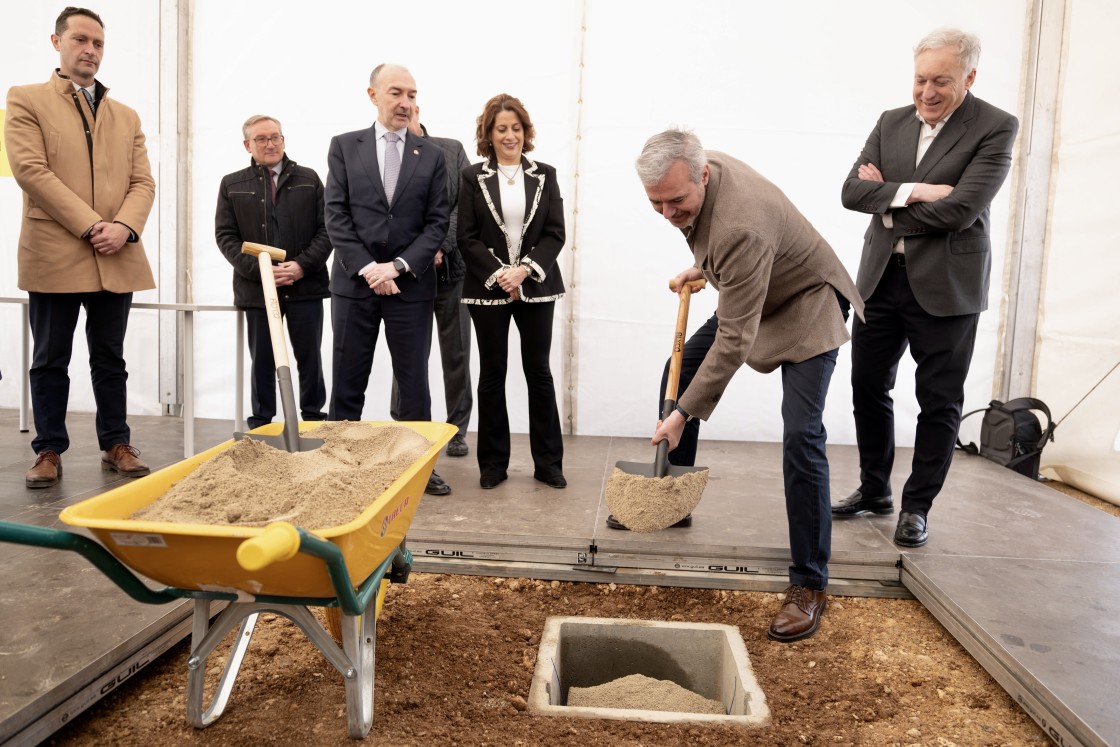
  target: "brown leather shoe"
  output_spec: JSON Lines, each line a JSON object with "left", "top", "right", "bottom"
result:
{"left": 767, "top": 585, "right": 827, "bottom": 642}
{"left": 102, "top": 444, "right": 151, "bottom": 478}
{"left": 26, "top": 451, "right": 62, "bottom": 488}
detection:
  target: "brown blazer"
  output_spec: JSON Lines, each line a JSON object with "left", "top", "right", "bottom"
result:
{"left": 5, "top": 72, "right": 155, "bottom": 294}
{"left": 679, "top": 151, "right": 864, "bottom": 420}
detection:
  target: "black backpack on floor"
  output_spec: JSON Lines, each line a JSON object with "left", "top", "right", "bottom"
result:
{"left": 957, "top": 398, "right": 1056, "bottom": 480}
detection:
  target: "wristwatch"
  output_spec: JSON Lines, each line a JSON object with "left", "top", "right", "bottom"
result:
{"left": 392, "top": 258, "right": 407, "bottom": 274}
{"left": 675, "top": 404, "right": 694, "bottom": 422}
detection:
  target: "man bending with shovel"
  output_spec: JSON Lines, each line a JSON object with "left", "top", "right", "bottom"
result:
{"left": 634, "top": 128, "right": 863, "bottom": 642}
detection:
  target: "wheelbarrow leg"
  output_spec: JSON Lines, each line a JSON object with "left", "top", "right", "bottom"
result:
{"left": 342, "top": 586, "right": 379, "bottom": 738}
{"left": 185, "top": 600, "right": 260, "bottom": 728}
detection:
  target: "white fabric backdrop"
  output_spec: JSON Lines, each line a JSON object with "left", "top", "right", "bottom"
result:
{"left": 1032, "top": 2, "right": 1120, "bottom": 499}
{"left": 0, "top": 0, "right": 1049, "bottom": 454}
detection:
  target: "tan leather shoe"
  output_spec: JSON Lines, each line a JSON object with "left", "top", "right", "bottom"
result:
{"left": 26, "top": 451, "right": 62, "bottom": 488}
{"left": 767, "top": 585, "right": 827, "bottom": 642}
{"left": 102, "top": 444, "right": 151, "bottom": 478}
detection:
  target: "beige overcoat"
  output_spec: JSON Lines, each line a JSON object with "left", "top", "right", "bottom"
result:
{"left": 5, "top": 72, "right": 155, "bottom": 293}
{"left": 679, "top": 151, "right": 864, "bottom": 420}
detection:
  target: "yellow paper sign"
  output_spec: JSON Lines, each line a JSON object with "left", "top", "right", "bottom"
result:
{"left": 0, "top": 108, "right": 12, "bottom": 177}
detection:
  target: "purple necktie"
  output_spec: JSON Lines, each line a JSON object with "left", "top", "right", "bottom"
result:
{"left": 383, "top": 132, "right": 401, "bottom": 203}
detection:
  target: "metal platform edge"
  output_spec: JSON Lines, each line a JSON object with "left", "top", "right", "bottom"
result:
{"left": 406, "top": 534, "right": 904, "bottom": 585}
{"left": 411, "top": 556, "right": 913, "bottom": 599}
{"left": 901, "top": 559, "right": 1101, "bottom": 747}
{"left": 1, "top": 600, "right": 203, "bottom": 747}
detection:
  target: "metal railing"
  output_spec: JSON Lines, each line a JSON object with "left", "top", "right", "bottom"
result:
{"left": 0, "top": 296, "right": 246, "bottom": 459}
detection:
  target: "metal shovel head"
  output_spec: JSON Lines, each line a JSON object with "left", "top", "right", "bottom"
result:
{"left": 613, "top": 460, "right": 708, "bottom": 479}
{"left": 234, "top": 431, "right": 325, "bottom": 452}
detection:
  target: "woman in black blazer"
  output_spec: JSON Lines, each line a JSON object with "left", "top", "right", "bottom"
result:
{"left": 458, "top": 94, "right": 566, "bottom": 490}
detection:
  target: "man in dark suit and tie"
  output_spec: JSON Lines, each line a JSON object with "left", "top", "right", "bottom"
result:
{"left": 833, "top": 29, "right": 1019, "bottom": 546}
{"left": 325, "top": 63, "right": 452, "bottom": 495}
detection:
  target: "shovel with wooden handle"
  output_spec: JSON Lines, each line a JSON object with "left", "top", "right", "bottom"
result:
{"left": 614, "top": 277, "right": 709, "bottom": 479}
{"left": 233, "top": 241, "right": 324, "bottom": 452}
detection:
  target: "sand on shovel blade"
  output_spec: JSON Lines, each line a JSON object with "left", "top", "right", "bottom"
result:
{"left": 603, "top": 467, "right": 709, "bottom": 532}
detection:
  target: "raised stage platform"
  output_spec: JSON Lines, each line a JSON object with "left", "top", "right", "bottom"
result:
{"left": 0, "top": 410, "right": 1117, "bottom": 746}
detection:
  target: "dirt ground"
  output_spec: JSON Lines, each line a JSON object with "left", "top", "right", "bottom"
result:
{"left": 47, "top": 480, "right": 1114, "bottom": 747}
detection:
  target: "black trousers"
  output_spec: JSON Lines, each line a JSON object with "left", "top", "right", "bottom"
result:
{"left": 244, "top": 300, "right": 327, "bottom": 429}
{"left": 329, "top": 293, "right": 433, "bottom": 422}
{"left": 467, "top": 300, "right": 563, "bottom": 477}
{"left": 28, "top": 290, "right": 133, "bottom": 454}
{"left": 851, "top": 258, "right": 979, "bottom": 517}
{"left": 390, "top": 278, "right": 473, "bottom": 433}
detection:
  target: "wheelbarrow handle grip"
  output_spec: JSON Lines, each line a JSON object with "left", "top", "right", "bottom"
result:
{"left": 237, "top": 522, "right": 301, "bottom": 571}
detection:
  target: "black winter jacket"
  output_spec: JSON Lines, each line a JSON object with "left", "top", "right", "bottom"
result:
{"left": 215, "top": 156, "right": 332, "bottom": 308}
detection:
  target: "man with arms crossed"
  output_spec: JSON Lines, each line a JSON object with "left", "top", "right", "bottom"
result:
{"left": 833, "top": 29, "right": 1018, "bottom": 548}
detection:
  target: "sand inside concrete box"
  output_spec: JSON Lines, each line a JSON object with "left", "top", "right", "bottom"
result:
{"left": 567, "top": 673, "right": 724, "bottom": 714}
{"left": 603, "top": 467, "right": 709, "bottom": 532}
{"left": 132, "top": 422, "right": 433, "bottom": 530}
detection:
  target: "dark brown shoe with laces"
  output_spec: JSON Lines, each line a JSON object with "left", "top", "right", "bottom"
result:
{"left": 26, "top": 451, "right": 62, "bottom": 488}
{"left": 102, "top": 444, "right": 151, "bottom": 477}
{"left": 767, "top": 585, "right": 827, "bottom": 642}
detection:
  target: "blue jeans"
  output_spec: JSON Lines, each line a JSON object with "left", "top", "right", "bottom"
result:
{"left": 665, "top": 315, "right": 837, "bottom": 589}
{"left": 781, "top": 349, "right": 837, "bottom": 590}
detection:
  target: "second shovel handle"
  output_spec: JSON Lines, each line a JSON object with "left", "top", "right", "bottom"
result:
{"left": 254, "top": 251, "right": 290, "bottom": 370}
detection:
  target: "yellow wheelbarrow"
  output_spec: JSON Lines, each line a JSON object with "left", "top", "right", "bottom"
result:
{"left": 0, "top": 420, "right": 456, "bottom": 739}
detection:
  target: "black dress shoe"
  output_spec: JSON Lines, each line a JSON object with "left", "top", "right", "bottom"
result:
{"left": 425, "top": 471, "right": 452, "bottom": 496}
{"left": 479, "top": 472, "right": 507, "bottom": 489}
{"left": 894, "top": 511, "right": 929, "bottom": 547}
{"left": 832, "top": 489, "right": 893, "bottom": 517}
{"left": 534, "top": 471, "right": 567, "bottom": 489}
{"left": 445, "top": 433, "right": 468, "bottom": 457}
{"left": 605, "top": 514, "right": 692, "bottom": 530}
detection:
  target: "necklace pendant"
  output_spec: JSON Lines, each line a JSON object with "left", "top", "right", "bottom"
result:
{"left": 507, "top": 178, "right": 515, "bottom": 185}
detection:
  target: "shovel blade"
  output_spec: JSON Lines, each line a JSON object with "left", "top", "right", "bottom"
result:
{"left": 234, "top": 432, "right": 325, "bottom": 453}
{"left": 613, "top": 460, "right": 708, "bottom": 479}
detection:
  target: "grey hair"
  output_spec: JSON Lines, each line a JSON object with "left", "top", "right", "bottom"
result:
{"left": 635, "top": 128, "right": 707, "bottom": 186}
{"left": 242, "top": 115, "right": 281, "bottom": 140}
{"left": 369, "top": 63, "right": 409, "bottom": 90}
{"left": 915, "top": 28, "right": 981, "bottom": 72}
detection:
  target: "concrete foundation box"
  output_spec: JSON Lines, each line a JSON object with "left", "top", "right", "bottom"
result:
{"left": 527, "top": 616, "right": 770, "bottom": 726}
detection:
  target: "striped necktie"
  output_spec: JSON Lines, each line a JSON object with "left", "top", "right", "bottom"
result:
{"left": 80, "top": 87, "right": 96, "bottom": 118}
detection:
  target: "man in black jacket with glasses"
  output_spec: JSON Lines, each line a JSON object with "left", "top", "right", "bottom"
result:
{"left": 216, "top": 114, "right": 333, "bottom": 430}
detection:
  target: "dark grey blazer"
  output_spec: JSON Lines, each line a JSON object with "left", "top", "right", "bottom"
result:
{"left": 324, "top": 125, "right": 449, "bottom": 303}
{"left": 841, "top": 92, "right": 1018, "bottom": 317}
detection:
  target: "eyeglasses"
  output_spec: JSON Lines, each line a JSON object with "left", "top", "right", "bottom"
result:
{"left": 251, "top": 134, "right": 285, "bottom": 146}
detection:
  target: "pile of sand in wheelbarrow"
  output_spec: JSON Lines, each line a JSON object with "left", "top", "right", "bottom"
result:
{"left": 602, "top": 467, "right": 709, "bottom": 533}
{"left": 132, "top": 422, "right": 432, "bottom": 529}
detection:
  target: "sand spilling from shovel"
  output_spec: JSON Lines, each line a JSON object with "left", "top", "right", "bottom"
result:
{"left": 567, "top": 673, "right": 724, "bottom": 714}
{"left": 603, "top": 467, "right": 709, "bottom": 532}
{"left": 132, "top": 422, "right": 432, "bottom": 530}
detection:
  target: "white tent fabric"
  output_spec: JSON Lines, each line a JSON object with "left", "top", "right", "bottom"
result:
{"left": 1, "top": 1, "right": 1115, "bottom": 502}
{"left": 1032, "top": 2, "right": 1120, "bottom": 504}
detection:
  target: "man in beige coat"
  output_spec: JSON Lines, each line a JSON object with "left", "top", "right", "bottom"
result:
{"left": 5, "top": 7, "right": 155, "bottom": 488}
{"left": 634, "top": 128, "right": 863, "bottom": 642}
